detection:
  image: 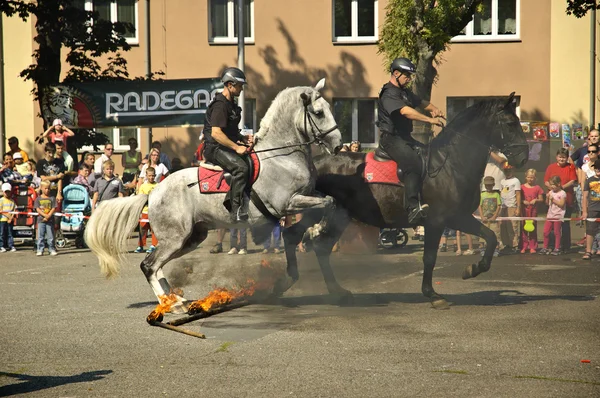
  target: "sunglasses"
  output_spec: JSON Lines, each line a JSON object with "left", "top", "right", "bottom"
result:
{"left": 589, "top": 150, "right": 598, "bottom": 154}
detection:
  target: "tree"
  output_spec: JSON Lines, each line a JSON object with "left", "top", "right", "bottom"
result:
{"left": 2, "top": 0, "right": 136, "bottom": 149}
{"left": 566, "top": 0, "right": 600, "bottom": 18}
{"left": 377, "top": 0, "right": 482, "bottom": 140}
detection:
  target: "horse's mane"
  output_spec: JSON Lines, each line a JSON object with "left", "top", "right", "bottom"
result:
{"left": 430, "top": 99, "right": 508, "bottom": 149}
{"left": 254, "top": 86, "right": 310, "bottom": 140}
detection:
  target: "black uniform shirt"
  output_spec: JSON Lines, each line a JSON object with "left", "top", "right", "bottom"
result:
{"left": 203, "top": 93, "right": 242, "bottom": 144}
{"left": 378, "top": 82, "right": 423, "bottom": 139}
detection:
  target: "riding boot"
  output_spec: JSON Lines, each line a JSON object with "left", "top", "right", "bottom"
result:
{"left": 404, "top": 172, "right": 428, "bottom": 225}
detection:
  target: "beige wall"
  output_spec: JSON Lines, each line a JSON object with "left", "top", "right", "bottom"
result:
{"left": 550, "top": 2, "right": 593, "bottom": 127}
{"left": 3, "top": 14, "right": 36, "bottom": 156}
{"left": 433, "top": 0, "right": 551, "bottom": 122}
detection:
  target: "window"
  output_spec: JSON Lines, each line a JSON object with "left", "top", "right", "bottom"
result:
{"left": 333, "top": 0, "right": 378, "bottom": 43}
{"left": 79, "top": 127, "right": 141, "bottom": 152}
{"left": 243, "top": 98, "right": 257, "bottom": 133}
{"left": 333, "top": 99, "right": 378, "bottom": 146}
{"left": 452, "top": 0, "right": 519, "bottom": 42}
{"left": 75, "top": 0, "right": 138, "bottom": 44}
{"left": 447, "top": 96, "right": 521, "bottom": 123}
{"left": 209, "top": 0, "right": 254, "bottom": 44}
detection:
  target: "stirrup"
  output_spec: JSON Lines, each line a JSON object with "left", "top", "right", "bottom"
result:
{"left": 408, "top": 203, "right": 429, "bottom": 225}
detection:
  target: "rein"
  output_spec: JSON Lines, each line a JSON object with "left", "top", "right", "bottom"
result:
{"left": 249, "top": 101, "right": 338, "bottom": 154}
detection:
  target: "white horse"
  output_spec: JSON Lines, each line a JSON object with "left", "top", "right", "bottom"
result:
{"left": 85, "top": 79, "right": 343, "bottom": 312}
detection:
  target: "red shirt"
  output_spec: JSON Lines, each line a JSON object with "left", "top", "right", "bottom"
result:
{"left": 544, "top": 163, "right": 577, "bottom": 207}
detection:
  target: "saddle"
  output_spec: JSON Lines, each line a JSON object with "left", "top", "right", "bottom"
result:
{"left": 364, "top": 146, "right": 427, "bottom": 186}
{"left": 198, "top": 153, "right": 260, "bottom": 193}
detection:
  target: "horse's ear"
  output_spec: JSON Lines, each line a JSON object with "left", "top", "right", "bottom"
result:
{"left": 300, "top": 92, "right": 311, "bottom": 107}
{"left": 504, "top": 92, "right": 516, "bottom": 109}
{"left": 314, "top": 78, "right": 326, "bottom": 92}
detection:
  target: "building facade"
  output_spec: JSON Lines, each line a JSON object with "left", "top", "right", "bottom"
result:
{"left": 1, "top": 0, "right": 597, "bottom": 168}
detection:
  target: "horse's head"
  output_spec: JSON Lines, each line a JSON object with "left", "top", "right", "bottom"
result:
{"left": 486, "top": 93, "right": 529, "bottom": 168}
{"left": 298, "top": 79, "right": 344, "bottom": 154}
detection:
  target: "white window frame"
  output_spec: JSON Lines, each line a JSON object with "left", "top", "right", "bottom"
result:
{"left": 451, "top": 0, "right": 520, "bottom": 43}
{"left": 78, "top": 128, "right": 141, "bottom": 153}
{"left": 334, "top": 98, "right": 379, "bottom": 148}
{"left": 208, "top": 0, "right": 255, "bottom": 45}
{"left": 332, "top": 0, "right": 378, "bottom": 44}
{"left": 82, "top": 0, "right": 139, "bottom": 45}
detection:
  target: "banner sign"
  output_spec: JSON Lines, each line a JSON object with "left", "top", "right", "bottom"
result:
{"left": 42, "top": 78, "right": 223, "bottom": 128}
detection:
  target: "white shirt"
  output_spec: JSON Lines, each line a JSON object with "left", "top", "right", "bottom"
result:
{"left": 94, "top": 154, "right": 111, "bottom": 174}
{"left": 500, "top": 176, "right": 521, "bottom": 208}
{"left": 481, "top": 152, "right": 507, "bottom": 191}
{"left": 582, "top": 162, "right": 596, "bottom": 179}
{"left": 139, "top": 163, "right": 169, "bottom": 182}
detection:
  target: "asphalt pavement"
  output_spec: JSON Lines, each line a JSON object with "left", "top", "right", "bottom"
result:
{"left": 1, "top": 231, "right": 599, "bottom": 397}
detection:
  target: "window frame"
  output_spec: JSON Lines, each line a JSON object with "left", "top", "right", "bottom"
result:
{"left": 333, "top": 98, "right": 379, "bottom": 148}
{"left": 78, "top": 127, "right": 142, "bottom": 153}
{"left": 332, "top": 0, "right": 379, "bottom": 44}
{"left": 208, "top": 0, "right": 255, "bottom": 45}
{"left": 82, "top": 0, "right": 139, "bottom": 45}
{"left": 451, "top": 0, "right": 520, "bottom": 43}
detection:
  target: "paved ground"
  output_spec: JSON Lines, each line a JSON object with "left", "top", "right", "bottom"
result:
{"left": 1, "top": 231, "right": 599, "bottom": 397}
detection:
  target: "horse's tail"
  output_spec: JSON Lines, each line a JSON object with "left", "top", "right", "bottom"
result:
{"left": 84, "top": 194, "right": 149, "bottom": 278}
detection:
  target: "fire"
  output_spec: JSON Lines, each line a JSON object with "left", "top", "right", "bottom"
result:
{"left": 147, "top": 293, "right": 180, "bottom": 323}
{"left": 187, "top": 259, "right": 283, "bottom": 314}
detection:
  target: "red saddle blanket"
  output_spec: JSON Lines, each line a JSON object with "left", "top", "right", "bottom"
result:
{"left": 198, "top": 153, "right": 260, "bottom": 193}
{"left": 363, "top": 152, "right": 402, "bottom": 186}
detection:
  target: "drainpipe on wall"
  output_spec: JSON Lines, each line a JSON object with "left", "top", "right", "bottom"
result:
{"left": 591, "top": 8, "right": 596, "bottom": 130}
{"left": 145, "top": 0, "right": 152, "bottom": 149}
{"left": 0, "top": 16, "right": 5, "bottom": 156}
{"left": 237, "top": 0, "right": 245, "bottom": 130}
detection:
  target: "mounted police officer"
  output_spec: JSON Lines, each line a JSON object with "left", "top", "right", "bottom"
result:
{"left": 203, "top": 67, "right": 253, "bottom": 223}
{"left": 377, "top": 57, "right": 445, "bottom": 225}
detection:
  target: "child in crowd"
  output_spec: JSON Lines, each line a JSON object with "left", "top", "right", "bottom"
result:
{"left": 540, "top": 175, "right": 566, "bottom": 255}
{"left": 13, "top": 152, "right": 32, "bottom": 177}
{"left": 479, "top": 176, "right": 502, "bottom": 257}
{"left": 500, "top": 165, "right": 521, "bottom": 251}
{"left": 520, "top": 169, "right": 544, "bottom": 254}
{"left": 229, "top": 228, "right": 247, "bottom": 255}
{"left": 34, "top": 181, "right": 57, "bottom": 256}
{"left": 135, "top": 167, "right": 158, "bottom": 253}
{"left": 0, "top": 183, "right": 16, "bottom": 252}
{"left": 262, "top": 219, "right": 283, "bottom": 254}
{"left": 91, "top": 160, "right": 124, "bottom": 211}
{"left": 582, "top": 159, "right": 600, "bottom": 260}
{"left": 455, "top": 230, "right": 475, "bottom": 255}
{"left": 72, "top": 163, "right": 92, "bottom": 194}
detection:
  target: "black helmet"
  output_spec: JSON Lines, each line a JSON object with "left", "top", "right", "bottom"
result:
{"left": 390, "top": 57, "right": 416, "bottom": 74}
{"left": 221, "top": 67, "right": 248, "bottom": 85}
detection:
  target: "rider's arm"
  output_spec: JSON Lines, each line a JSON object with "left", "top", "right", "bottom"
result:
{"left": 399, "top": 106, "right": 439, "bottom": 125}
{"left": 212, "top": 127, "right": 245, "bottom": 151}
{"left": 423, "top": 102, "right": 444, "bottom": 118}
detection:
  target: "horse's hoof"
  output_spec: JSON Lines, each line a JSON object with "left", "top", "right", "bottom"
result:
{"left": 287, "top": 267, "right": 300, "bottom": 281}
{"left": 462, "top": 264, "right": 477, "bottom": 280}
{"left": 329, "top": 287, "right": 354, "bottom": 305}
{"left": 431, "top": 298, "right": 450, "bottom": 310}
{"left": 272, "top": 275, "right": 296, "bottom": 297}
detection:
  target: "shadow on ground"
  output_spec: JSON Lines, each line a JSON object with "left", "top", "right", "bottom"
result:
{"left": 0, "top": 370, "right": 112, "bottom": 397}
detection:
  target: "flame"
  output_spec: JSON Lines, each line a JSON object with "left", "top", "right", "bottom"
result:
{"left": 187, "top": 259, "right": 283, "bottom": 314}
{"left": 147, "top": 293, "right": 179, "bottom": 323}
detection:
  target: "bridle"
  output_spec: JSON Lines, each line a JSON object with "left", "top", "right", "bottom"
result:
{"left": 250, "top": 94, "right": 338, "bottom": 154}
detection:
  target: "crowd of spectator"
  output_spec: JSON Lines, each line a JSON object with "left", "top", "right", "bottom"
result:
{"left": 0, "top": 119, "right": 175, "bottom": 255}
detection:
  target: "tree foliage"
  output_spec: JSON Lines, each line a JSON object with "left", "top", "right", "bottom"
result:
{"left": 566, "top": 0, "right": 600, "bottom": 18}
{"left": 378, "top": 0, "right": 481, "bottom": 103}
{"left": 0, "top": 0, "right": 161, "bottom": 150}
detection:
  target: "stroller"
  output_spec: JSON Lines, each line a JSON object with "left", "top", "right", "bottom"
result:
{"left": 56, "top": 184, "right": 91, "bottom": 248}
{"left": 11, "top": 185, "right": 37, "bottom": 247}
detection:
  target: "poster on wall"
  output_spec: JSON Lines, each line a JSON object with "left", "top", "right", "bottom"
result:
{"left": 530, "top": 122, "right": 549, "bottom": 141}
{"left": 549, "top": 122, "right": 560, "bottom": 139}
{"left": 562, "top": 124, "right": 572, "bottom": 149}
{"left": 520, "top": 122, "right": 531, "bottom": 139}
{"left": 526, "top": 140, "right": 550, "bottom": 173}
{"left": 572, "top": 123, "right": 584, "bottom": 140}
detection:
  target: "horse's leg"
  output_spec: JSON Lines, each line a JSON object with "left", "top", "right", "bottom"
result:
{"left": 447, "top": 214, "right": 497, "bottom": 280}
{"left": 285, "top": 194, "right": 335, "bottom": 241}
{"left": 141, "top": 222, "right": 209, "bottom": 313}
{"left": 422, "top": 224, "right": 450, "bottom": 310}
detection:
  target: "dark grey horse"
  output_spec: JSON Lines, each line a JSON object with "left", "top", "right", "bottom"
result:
{"left": 282, "top": 94, "right": 529, "bottom": 309}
